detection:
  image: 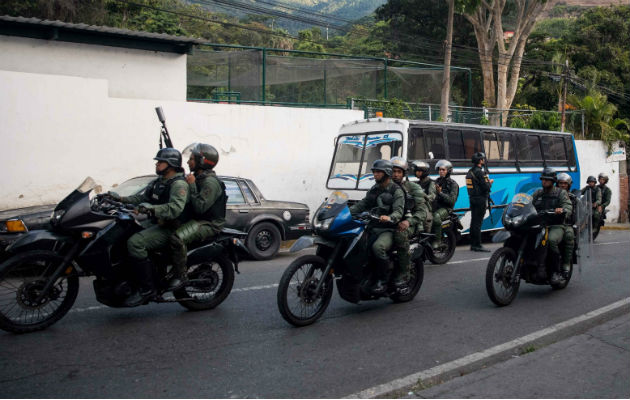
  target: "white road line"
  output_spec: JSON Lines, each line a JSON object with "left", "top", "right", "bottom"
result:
{"left": 345, "top": 297, "right": 630, "bottom": 399}
{"left": 594, "top": 240, "right": 630, "bottom": 246}
{"left": 446, "top": 257, "right": 490, "bottom": 265}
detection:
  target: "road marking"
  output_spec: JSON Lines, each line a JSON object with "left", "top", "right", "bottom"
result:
{"left": 594, "top": 240, "right": 630, "bottom": 246}
{"left": 446, "top": 257, "right": 490, "bottom": 265}
{"left": 345, "top": 297, "right": 630, "bottom": 399}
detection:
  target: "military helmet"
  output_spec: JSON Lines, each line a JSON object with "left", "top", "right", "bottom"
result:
{"left": 540, "top": 167, "right": 557, "bottom": 182}
{"left": 587, "top": 175, "right": 597, "bottom": 183}
{"left": 390, "top": 157, "right": 408, "bottom": 173}
{"left": 471, "top": 152, "right": 486, "bottom": 165}
{"left": 154, "top": 147, "right": 182, "bottom": 169}
{"left": 598, "top": 172, "right": 609, "bottom": 183}
{"left": 556, "top": 172, "right": 572, "bottom": 188}
{"left": 371, "top": 159, "right": 393, "bottom": 177}
{"left": 435, "top": 159, "right": 453, "bottom": 174}
{"left": 413, "top": 161, "right": 430, "bottom": 172}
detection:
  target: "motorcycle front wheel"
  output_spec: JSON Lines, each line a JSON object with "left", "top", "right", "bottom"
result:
{"left": 277, "top": 255, "right": 333, "bottom": 327}
{"left": 427, "top": 228, "right": 457, "bottom": 264}
{"left": 173, "top": 254, "right": 235, "bottom": 311}
{"left": 0, "top": 250, "right": 79, "bottom": 333}
{"left": 485, "top": 247, "right": 520, "bottom": 306}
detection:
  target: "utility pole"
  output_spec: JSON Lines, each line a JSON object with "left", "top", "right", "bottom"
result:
{"left": 326, "top": 25, "right": 329, "bottom": 41}
{"left": 560, "top": 59, "right": 568, "bottom": 132}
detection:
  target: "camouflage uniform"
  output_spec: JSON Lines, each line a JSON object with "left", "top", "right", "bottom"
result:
{"left": 532, "top": 187, "right": 573, "bottom": 266}
{"left": 392, "top": 180, "right": 427, "bottom": 281}
{"left": 432, "top": 176, "right": 459, "bottom": 245}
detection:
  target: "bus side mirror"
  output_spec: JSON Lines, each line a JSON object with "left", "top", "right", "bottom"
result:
{"left": 155, "top": 107, "right": 166, "bottom": 123}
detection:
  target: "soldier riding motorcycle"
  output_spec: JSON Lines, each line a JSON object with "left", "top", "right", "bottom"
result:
{"left": 428, "top": 160, "right": 462, "bottom": 264}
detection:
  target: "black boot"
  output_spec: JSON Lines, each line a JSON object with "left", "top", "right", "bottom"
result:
{"left": 124, "top": 259, "right": 156, "bottom": 307}
{"left": 166, "top": 262, "right": 188, "bottom": 292}
{"left": 371, "top": 258, "right": 390, "bottom": 295}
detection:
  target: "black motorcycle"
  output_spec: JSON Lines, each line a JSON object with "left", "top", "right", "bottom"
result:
{"left": 427, "top": 211, "right": 462, "bottom": 264}
{"left": 485, "top": 193, "right": 575, "bottom": 306}
{"left": 0, "top": 177, "right": 247, "bottom": 333}
{"left": 276, "top": 191, "right": 425, "bottom": 327}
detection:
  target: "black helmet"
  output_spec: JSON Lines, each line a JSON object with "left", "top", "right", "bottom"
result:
{"left": 540, "top": 167, "right": 557, "bottom": 182}
{"left": 154, "top": 147, "right": 182, "bottom": 169}
{"left": 587, "top": 175, "right": 597, "bottom": 183}
{"left": 556, "top": 172, "right": 572, "bottom": 188}
{"left": 413, "top": 161, "right": 430, "bottom": 173}
{"left": 371, "top": 159, "right": 393, "bottom": 177}
{"left": 435, "top": 159, "right": 453, "bottom": 175}
{"left": 598, "top": 172, "right": 609, "bottom": 183}
{"left": 390, "top": 157, "right": 408, "bottom": 173}
{"left": 472, "top": 152, "right": 486, "bottom": 165}
{"left": 186, "top": 142, "right": 219, "bottom": 171}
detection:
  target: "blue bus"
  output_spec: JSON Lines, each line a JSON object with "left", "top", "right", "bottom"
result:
{"left": 326, "top": 119, "right": 580, "bottom": 234}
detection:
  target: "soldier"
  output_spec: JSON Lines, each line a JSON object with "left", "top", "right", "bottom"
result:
{"left": 109, "top": 148, "right": 189, "bottom": 307}
{"left": 466, "top": 152, "right": 493, "bottom": 252}
{"left": 597, "top": 172, "right": 612, "bottom": 221}
{"left": 533, "top": 168, "right": 573, "bottom": 284}
{"left": 167, "top": 143, "right": 227, "bottom": 291}
{"left": 431, "top": 160, "right": 459, "bottom": 249}
{"left": 556, "top": 173, "right": 576, "bottom": 276}
{"left": 581, "top": 176, "right": 602, "bottom": 230}
{"left": 413, "top": 161, "right": 436, "bottom": 231}
{"left": 390, "top": 157, "right": 427, "bottom": 290}
{"left": 349, "top": 160, "right": 405, "bottom": 295}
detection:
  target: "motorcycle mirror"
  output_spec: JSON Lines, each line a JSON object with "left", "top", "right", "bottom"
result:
{"left": 155, "top": 107, "right": 166, "bottom": 123}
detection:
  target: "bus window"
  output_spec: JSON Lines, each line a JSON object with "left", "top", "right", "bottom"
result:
{"left": 542, "top": 135, "right": 568, "bottom": 166}
{"left": 516, "top": 135, "right": 543, "bottom": 161}
{"left": 408, "top": 128, "right": 444, "bottom": 160}
{"left": 497, "top": 131, "right": 516, "bottom": 161}
{"left": 564, "top": 137, "right": 577, "bottom": 169}
{"left": 328, "top": 135, "right": 365, "bottom": 189}
{"left": 463, "top": 130, "right": 482, "bottom": 160}
{"left": 447, "top": 129, "right": 465, "bottom": 160}
{"left": 358, "top": 133, "right": 402, "bottom": 189}
{"left": 483, "top": 132, "right": 501, "bottom": 160}
{"left": 448, "top": 129, "right": 481, "bottom": 166}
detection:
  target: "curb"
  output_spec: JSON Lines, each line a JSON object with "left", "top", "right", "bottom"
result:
{"left": 601, "top": 225, "right": 630, "bottom": 230}
{"left": 345, "top": 297, "right": 630, "bottom": 399}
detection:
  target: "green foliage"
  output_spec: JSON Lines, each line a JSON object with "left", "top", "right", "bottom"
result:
{"left": 568, "top": 90, "right": 630, "bottom": 148}
{"left": 383, "top": 98, "right": 408, "bottom": 119}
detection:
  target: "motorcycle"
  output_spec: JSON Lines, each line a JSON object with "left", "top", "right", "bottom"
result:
{"left": 276, "top": 191, "right": 425, "bottom": 327}
{"left": 485, "top": 193, "right": 577, "bottom": 306}
{"left": 0, "top": 177, "right": 248, "bottom": 333}
{"left": 427, "top": 211, "right": 462, "bottom": 264}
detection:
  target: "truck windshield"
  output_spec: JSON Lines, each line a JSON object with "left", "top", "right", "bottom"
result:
{"left": 327, "top": 132, "right": 403, "bottom": 190}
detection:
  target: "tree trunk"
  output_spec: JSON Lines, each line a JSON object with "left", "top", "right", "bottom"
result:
{"left": 440, "top": 0, "right": 455, "bottom": 122}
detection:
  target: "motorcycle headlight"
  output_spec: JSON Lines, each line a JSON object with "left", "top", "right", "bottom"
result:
{"left": 314, "top": 216, "right": 334, "bottom": 231}
{"left": 51, "top": 209, "right": 66, "bottom": 226}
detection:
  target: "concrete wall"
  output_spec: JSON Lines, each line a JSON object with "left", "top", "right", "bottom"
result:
{"left": 0, "top": 35, "right": 187, "bottom": 100}
{"left": 0, "top": 69, "right": 362, "bottom": 213}
{"left": 575, "top": 140, "right": 621, "bottom": 221}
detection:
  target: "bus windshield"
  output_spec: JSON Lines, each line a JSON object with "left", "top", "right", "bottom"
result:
{"left": 327, "top": 132, "right": 403, "bottom": 190}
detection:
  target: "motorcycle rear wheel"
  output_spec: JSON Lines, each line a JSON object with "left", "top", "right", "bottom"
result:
{"left": 173, "top": 254, "right": 234, "bottom": 311}
{"left": 485, "top": 247, "right": 520, "bottom": 306}
{"left": 427, "top": 228, "right": 457, "bottom": 264}
{"left": 0, "top": 250, "right": 79, "bottom": 333}
{"left": 277, "top": 255, "right": 333, "bottom": 327}
{"left": 390, "top": 257, "right": 424, "bottom": 303}
{"left": 551, "top": 264, "right": 573, "bottom": 290}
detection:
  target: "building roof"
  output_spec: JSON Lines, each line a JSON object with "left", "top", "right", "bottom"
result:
{"left": 0, "top": 15, "right": 204, "bottom": 54}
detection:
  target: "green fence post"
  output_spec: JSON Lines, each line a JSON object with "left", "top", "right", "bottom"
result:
{"left": 384, "top": 59, "right": 388, "bottom": 100}
{"left": 262, "top": 48, "right": 266, "bottom": 103}
{"left": 323, "top": 63, "right": 327, "bottom": 105}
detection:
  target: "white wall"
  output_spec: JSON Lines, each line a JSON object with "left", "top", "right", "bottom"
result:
{"left": 575, "top": 140, "right": 621, "bottom": 221}
{"left": 0, "top": 35, "right": 187, "bottom": 100}
{"left": 0, "top": 69, "right": 362, "bottom": 213}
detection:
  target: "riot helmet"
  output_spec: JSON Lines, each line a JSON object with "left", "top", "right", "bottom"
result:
{"left": 587, "top": 175, "right": 597, "bottom": 183}
{"left": 435, "top": 159, "right": 453, "bottom": 176}
{"left": 184, "top": 142, "right": 219, "bottom": 171}
{"left": 540, "top": 167, "right": 557, "bottom": 182}
{"left": 371, "top": 159, "right": 393, "bottom": 177}
{"left": 154, "top": 147, "right": 183, "bottom": 173}
{"left": 598, "top": 172, "right": 609, "bottom": 183}
{"left": 413, "top": 161, "right": 430, "bottom": 179}
{"left": 390, "top": 157, "right": 408, "bottom": 173}
{"left": 556, "top": 172, "right": 572, "bottom": 189}
{"left": 471, "top": 152, "right": 486, "bottom": 165}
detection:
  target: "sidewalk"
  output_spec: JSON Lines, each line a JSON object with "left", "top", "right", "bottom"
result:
{"left": 407, "top": 313, "right": 630, "bottom": 398}
{"left": 601, "top": 222, "right": 630, "bottom": 230}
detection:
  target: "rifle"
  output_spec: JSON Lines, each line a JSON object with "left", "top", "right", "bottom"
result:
{"left": 155, "top": 106, "right": 173, "bottom": 149}
{"left": 483, "top": 161, "right": 494, "bottom": 225}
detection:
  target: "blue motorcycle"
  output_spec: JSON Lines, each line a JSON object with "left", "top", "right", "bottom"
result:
{"left": 277, "top": 191, "right": 425, "bottom": 327}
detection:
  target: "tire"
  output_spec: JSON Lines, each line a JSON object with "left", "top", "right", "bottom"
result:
{"left": 485, "top": 247, "right": 520, "bottom": 307}
{"left": 246, "top": 222, "right": 281, "bottom": 260}
{"left": 0, "top": 250, "right": 79, "bottom": 333}
{"left": 427, "top": 228, "right": 457, "bottom": 264}
{"left": 174, "top": 254, "right": 235, "bottom": 311}
{"left": 277, "top": 255, "right": 333, "bottom": 327}
{"left": 551, "top": 264, "right": 573, "bottom": 290}
{"left": 391, "top": 257, "right": 424, "bottom": 303}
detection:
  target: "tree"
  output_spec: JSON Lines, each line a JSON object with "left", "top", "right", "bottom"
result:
{"left": 568, "top": 90, "right": 629, "bottom": 147}
{"left": 464, "top": 0, "right": 549, "bottom": 125}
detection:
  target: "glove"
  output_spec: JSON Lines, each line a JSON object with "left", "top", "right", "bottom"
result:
{"left": 107, "top": 191, "right": 122, "bottom": 201}
{"left": 137, "top": 203, "right": 154, "bottom": 216}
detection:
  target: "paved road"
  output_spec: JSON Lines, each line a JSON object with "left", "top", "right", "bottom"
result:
{"left": 1, "top": 230, "right": 628, "bottom": 398}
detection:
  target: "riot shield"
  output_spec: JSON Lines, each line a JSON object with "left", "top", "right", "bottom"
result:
{"left": 574, "top": 189, "right": 593, "bottom": 272}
